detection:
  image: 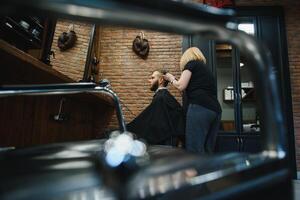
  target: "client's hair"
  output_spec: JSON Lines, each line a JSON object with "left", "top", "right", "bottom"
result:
{"left": 156, "top": 69, "right": 169, "bottom": 87}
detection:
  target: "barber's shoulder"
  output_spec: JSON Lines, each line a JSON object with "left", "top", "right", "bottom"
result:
{"left": 191, "top": 60, "right": 204, "bottom": 66}
{"left": 189, "top": 60, "right": 205, "bottom": 70}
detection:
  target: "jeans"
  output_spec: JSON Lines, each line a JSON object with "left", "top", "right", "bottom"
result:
{"left": 186, "top": 104, "right": 221, "bottom": 154}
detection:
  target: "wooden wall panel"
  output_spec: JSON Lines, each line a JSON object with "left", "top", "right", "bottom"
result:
{"left": 0, "top": 95, "right": 114, "bottom": 148}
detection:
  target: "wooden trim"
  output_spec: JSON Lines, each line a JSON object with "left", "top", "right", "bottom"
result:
{"left": 0, "top": 39, "right": 73, "bottom": 82}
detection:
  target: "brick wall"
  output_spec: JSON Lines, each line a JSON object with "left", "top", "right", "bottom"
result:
{"left": 96, "top": 26, "right": 183, "bottom": 128}
{"left": 51, "top": 19, "right": 93, "bottom": 81}
{"left": 283, "top": 1, "right": 300, "bottom": 171}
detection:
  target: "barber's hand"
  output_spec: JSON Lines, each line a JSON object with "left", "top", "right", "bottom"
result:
{"left": 164, "top": 73, "right": 175, "bottom": 82}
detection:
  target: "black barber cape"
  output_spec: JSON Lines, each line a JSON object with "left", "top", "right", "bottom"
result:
{"left": 127, "top": 89, "right": 185, "bottom": 144}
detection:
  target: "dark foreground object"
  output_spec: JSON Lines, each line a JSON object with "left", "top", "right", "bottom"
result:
{"left": 0, "top": 139, "right": 292, "bottom": 200}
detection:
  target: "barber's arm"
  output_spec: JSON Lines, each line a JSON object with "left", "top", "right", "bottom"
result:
{"left": 164, "top": 70, "right": 192, "bottom": 92}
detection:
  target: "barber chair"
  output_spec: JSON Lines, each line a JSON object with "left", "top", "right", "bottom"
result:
{"left": 0, "top": 0, "right": 293, "bottom": 199}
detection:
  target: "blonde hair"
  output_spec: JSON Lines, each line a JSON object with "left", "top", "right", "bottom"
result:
{"left": 180, "top": 47, "right": 207, "bottom": 71}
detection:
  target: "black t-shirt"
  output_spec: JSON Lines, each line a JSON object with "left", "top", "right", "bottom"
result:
{"left": 183, "top": 60, "right": 221, "bottom": 113}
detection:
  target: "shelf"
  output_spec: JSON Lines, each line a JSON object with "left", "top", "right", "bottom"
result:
{"left": 223, "top": 87, "right": 255, "bottom": 103}
{"left": 26, "top": 16, "right": 44, "bottom": 29}
{"left": 0, "top": 39, "right": 71, "bottom": 82}
{"left": 216, "top": 43, "right": 232, "bottom": 58}
{"left": 216, "top": 44, "right": 232, "bottom": 51}
{"left": 1, "top": 17, "right": 43, "bottom": 49}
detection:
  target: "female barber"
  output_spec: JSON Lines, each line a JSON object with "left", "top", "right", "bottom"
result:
{"left": 164, "top": 47, "right": 222, "bottom": 154}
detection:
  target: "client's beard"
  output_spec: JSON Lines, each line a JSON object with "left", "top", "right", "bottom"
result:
{"left": 150, "top": 81, "right": 159, "bottom": 91}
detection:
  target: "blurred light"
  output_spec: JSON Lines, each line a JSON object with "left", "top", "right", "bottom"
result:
{"left": 104, "top": 139, "right": 114, "bottom": 153}
{"left": 245, "top": 160, "right": 250, "bottom": 166}
{"left": 65, "top": 5, "right": 105, "bottom": 18}
{"left": 64, "top": 187, "right": 116, "bottom": 200}
{"left": 226, "top": 22, "right": 238, "bottom": 30}
{"left": 148, "top": 178, "right": 156, "bottom": 196}
{"left": 34, "top": 150, "right": 89, "bottom": 160}
{"left": 104, "top": 132, "right": 147, "bottom": 167}
{"left": 105, "top": 148, "right": 125, "bottom": 167}
{"left": 70, "top": 144, "right": 102, "bottom": 151}
{"left": 238, "top": 23, "right": 255, "bottom": 35}
{"left": 114, "top": 134, "right": 133, "bottom": 154}
{"left": 48, "top": 161, "right": 92, "bottom": 170}
{"left": 130, "top": 140, "right": 147, "bottom": 157}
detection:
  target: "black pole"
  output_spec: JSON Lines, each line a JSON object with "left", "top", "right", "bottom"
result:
{"left": 82, "top": 24, "right": 97, "bottom": 81}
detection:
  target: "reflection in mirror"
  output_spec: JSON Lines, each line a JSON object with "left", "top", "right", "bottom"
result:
{"left": 215, "top": 40, "right": 261, "bottom": 153}
{"left": 240, "top": 56, "right": 259, "bottom": 134}
{"left": 216, "top": 43, "right": 235, "bottom": 133}
{"left": 239, "top": 54, "right": 261, "bottom": 153}
{"left": 50, "top": 19, "right": 95, "bottom": 82}
{"left": 1, "top": 16, "right": 47, "bottom": 57}
{"left": 238, "top": 21, "right": 261, "bottom": 154}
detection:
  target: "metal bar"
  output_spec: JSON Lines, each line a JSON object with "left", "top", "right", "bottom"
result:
{"left": 0, "top": 0, "right": 235, "bottom": 26}
{"left": 41, "top": 18, "right": 57, "bottom": 64}
{"left": 0, "top": 83, "right": 127, "bottom": 132}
